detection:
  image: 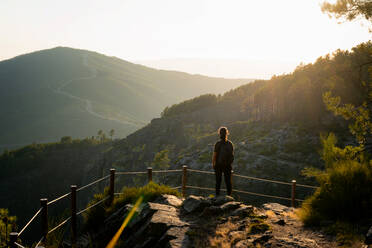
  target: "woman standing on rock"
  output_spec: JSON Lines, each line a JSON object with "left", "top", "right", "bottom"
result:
{"left": 212, "top": 127, "right": 234, "bottom": 196}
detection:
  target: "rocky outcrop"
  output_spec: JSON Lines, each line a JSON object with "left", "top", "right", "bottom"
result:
{"left": 81, "top": 194, "right": 342, "bottom": 248}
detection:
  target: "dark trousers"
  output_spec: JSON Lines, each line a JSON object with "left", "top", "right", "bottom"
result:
{"left": 215, "top": 166, "right": 232, "bottom": 196}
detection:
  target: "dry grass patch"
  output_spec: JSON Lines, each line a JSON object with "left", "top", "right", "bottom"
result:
{"left": 209, "top": 221, "right": 247, "bottom": 247}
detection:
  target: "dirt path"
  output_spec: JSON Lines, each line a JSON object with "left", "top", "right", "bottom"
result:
{"left": 184, "top": 199, "right": 347, "bottom": 248}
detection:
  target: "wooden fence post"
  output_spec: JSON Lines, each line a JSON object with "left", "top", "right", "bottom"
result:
{"left": 70, "top": 185, "right": 77, "bottom": 247}
{"left": 9, "top": 232, "right": 18, "bottom": 248}
{"left": 291, "top": 180, "right": 296, "bottom": 208}
{"left": 147, "top": 167, "right": 152, "bottom": 183}
{"left": 109, "top": 168, "right": 116, "bottom": 204}
{"left": 40, "top": 198, "right": 48, "bottom": 242}
{"left": 182, "top": 166, "right": 187, "bottom": 197}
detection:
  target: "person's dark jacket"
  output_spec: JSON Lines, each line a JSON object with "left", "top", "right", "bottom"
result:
{"left": 214, "top": 140, "right": 234, "bottom": 169}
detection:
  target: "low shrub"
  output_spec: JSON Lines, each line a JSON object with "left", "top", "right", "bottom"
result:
{"left": 299, "top": 159, "right": 372, "bottom": 225}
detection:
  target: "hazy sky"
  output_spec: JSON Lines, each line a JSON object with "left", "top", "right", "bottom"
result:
{"left": 1, "top": 0, "right": 370, "bottom": 78}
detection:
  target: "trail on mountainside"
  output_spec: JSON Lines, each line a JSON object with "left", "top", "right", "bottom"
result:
{"left": 49, "top": 54, "right": 145, "bottom": 127}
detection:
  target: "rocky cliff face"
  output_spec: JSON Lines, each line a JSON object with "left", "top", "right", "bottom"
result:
{"left": 80, "top": 194, "right": 346, "bottom": 248}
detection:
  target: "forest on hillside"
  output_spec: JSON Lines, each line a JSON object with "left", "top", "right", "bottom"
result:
{"left": 162, "top": 42, "right": 371, "bottom": 127}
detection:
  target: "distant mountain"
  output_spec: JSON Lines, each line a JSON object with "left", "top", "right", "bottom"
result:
{"left": 0, "top": 47, "right": 252, "bottom": 151}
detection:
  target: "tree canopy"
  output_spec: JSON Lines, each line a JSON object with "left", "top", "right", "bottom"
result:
{"left": 321, "top": 0, "right": 372, "bottom": 25}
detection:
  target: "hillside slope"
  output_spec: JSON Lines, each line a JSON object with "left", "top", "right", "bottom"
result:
{"left": 0, "top": 47, "right": 251, "bottom": 151}
{"left": 103, "top": 41, "right": 371, "bottom": 202}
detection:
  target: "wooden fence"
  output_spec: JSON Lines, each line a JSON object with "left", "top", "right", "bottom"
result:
{"left": 8, "top": 166, "right": 318, "bottom": 248}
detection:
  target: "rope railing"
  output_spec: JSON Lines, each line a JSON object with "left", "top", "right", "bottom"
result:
{"left": 186, "top": 185, "right": 226, "bottom": 191}
{"left": 188, "top": 168, "right": 318, "bottom": 189}
{"left": 77, "top": 196, "right": 110, "bottom": 216}
{"left": 186, "top": 185, "right": 305, "bottom": 202}
{"left": 188, "top": 168, "right": 215, "bottom": 175}
{"left": 48, "top": 217, "right": 71, "bottom": 234}
{"left": 76, "top": 175, "right": 110, "bottom": 192}
{"left": 17, "top": 208, "right": 42, "bottom": 237}
{"left": 233, "top": 173, "right": 292, "bottom": 186}
{"left": 14, "top": 242, "right": 26, "bottom": 248}
{"left": 47, "top": 192, "right": 71, "bottom": 206}
{"left": 13, "top": 166, "right": 316, "bottom": 247}
{"left": 295, "top": 183, "right": 318, "bottom": 189}
{"left": 35, "top": 237, "right": 44, "bottom": 248}
{"left": 116, "top": 171, "right": 147, "bottom": 175}
{"left": 152, "top": 169, "right": 183, "bottom": 173}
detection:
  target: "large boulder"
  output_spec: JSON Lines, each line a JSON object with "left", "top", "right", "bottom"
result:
{"left": 182, "top": 195, "right": 211, "bottom": 213}
{"left": 231, "top": 204, "right": 254, "bottom": 217}
{"left": 212, "top": 195, "right": 234, "bottom": 206}
{"left": 119, "top": 201, "right": 189, "bottom": 248}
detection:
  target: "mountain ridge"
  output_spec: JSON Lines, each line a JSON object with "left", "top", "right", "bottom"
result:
{"left": 0, "top": 47, "right": 253, "bottom": 151}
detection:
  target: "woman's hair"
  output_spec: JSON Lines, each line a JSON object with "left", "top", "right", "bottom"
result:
{"left": 218, "top": 126, "right": 229, "bottom": 140}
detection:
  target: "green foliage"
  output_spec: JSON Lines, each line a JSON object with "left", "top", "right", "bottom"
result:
{"left": 60, "top": 136, "right": 73, "bottom": 143}
{"left": 151, "top": 150, "right": 170, "bottom": 170}
{"left": 109, "top": 129, "right": 115, "bottom": 140}
{"left": 151, "top": 149, "right": 171, "bottom": 184}
{"left": 300, "top": 91, "right": 372, "bottom": 226}
{"left": 198, "top": 152, "right": 211, "bottom": 163}
{"left": 320, "top": 133, "right": 366, "bottom": 168}
{"left": 0, "top": 209, "right": 17, "bottom": 247}
{"left": 299, "top": 62, "right": 372, "bottom": 245}
{"left": 83, "top": 182, "right": 181, "bottom": 231}
{"left": 44, "top": 210, "right": 70, "bottom": 248}
{"left": 323, "top": 91, "right": 372, "bottom": 145}
{"left": 300, "top": 159, "right": 372, "bottom": 224}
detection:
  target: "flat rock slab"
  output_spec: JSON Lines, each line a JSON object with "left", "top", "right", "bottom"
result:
{"left": 156, "top": 194, "right": 183, "bottom": 208}
{"left": 263, "top": 203, "right": 292, "bottom": 214}
{"left": 220, "top": 201, "right": 242, "bottom": 212}
{"left": 150, "top": 210, "right": 188, "bottom": 228}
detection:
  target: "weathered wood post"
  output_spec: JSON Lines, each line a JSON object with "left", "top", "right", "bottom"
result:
{"left": 70, "top": 185, "right": 77, "bottom": 247}
{"left": 291, "top": 180, "right": 296, "bottom": 208}
{"left": 9, "top": 232, "right": 18, "bottom": 248}
{"left": 147, "top": 167, "right": 152, "bottom": 183}
{"left": 40, "top": 198, "right": 48, "bottom": 242}
{"left": 182, "top": 165, "right": 187, "bottom": 197}
{"left": 109, "top": 168, "right": 116, "bottom": 204}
